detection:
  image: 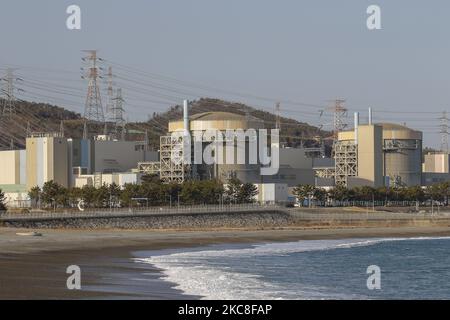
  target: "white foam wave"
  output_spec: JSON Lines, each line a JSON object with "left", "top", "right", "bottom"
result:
{"left": 135, "top": 236, "right": 450, "bottom": 300}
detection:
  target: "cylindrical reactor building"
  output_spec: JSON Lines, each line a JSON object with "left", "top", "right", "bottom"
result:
{"left": 380, "top": 123, "right": 422, "bottom": 187}
{"left": 168, "top": 111, "right": 265, "bottom": 183}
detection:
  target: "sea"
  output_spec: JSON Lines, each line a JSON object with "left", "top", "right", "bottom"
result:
{"left": 133, "top": 237, "right": 450, "bottom": 300}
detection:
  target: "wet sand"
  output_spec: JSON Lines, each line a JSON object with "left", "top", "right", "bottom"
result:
{"left": 2, "top": 226, "right": 450, "bottom": 299}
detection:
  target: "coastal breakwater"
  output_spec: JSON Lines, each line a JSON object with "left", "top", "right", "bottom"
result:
{"left": 0, "top": 209, "right": 294, "bottom": 229}
{"left": 2, "top": 207, "right": 450, "bottom": 230}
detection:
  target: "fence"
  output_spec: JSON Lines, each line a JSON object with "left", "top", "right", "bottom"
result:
{"left": 287, "top": 210, "right": 450, "bottom": 221}
{"left": 0, "top": 203, "right": 280, "bottom": 221}
{"left": 303, "top": 200, "right": 447, "bottom": 208}
{"left": 1, "top": 202, "right": 449, "bottom": 222}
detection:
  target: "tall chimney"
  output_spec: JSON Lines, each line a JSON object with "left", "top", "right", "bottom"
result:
{"left": 354, "top": 112, "right": 359, "bottom": 145}
{"left": 368, "top": 107, "right": 373, "bottom": 125}
{"left": 183, "top": 100, "right": 189, "bottom": 133}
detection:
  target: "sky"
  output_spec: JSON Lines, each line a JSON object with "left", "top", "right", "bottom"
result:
{"left": 0, "top": 0, "right": 449, "bottom": 147}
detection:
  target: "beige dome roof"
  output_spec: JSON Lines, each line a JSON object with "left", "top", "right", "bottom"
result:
{"left": 168, "top": 111, "right": 265, "bottom": 132}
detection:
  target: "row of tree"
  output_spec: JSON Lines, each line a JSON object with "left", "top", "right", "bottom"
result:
{"left": 293, "top": 183, "right": 450, "bottom": 205}
{"left": 26, "top": 176, "right": 258, "bottom": 209}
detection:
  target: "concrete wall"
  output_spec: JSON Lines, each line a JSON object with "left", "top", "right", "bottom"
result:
{"left": 357, "top": 125, "right": 383, "bottom": 187}
{"left": 2, "top": 211, "right": 293, "bottom": 229}
{"left": 74, "top": 172, "right": 141, "bottom": 188}
{"left": 0, "top": 150, "right": 26, "bottom": 185}
{"left": 93, "top": 140, "right": 157, "bottom": 174}
{"left": 423, "top": 153, "right": 449, "bottom": 173}
{"left": 262, "top": 148, "right": 314, "bottom": 187}
{"left": 26, "top": 137, "right": 68, "bottom": 189}
{"left": 254, "top": 183, "right": 288, "bottom": 203}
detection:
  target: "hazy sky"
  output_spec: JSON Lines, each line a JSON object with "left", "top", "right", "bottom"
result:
{"left": 0, "top": 0, "right": 449, "bottom": 147}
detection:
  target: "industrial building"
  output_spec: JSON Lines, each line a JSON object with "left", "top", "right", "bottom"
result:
{"left": 68, "top": 135, "right": 157, "bottom": 187}
{"left": 137, "top": 101, "right": 316, "bottom": 190}
{"left": 262, "top": 148, "right": 315, "bottom": 187}
{"left": 0, "top": 98, "right": 445, "bottom": 208}
{"left": 0, "top": 130, "right": 158, "bottom": 207}
{"left": 334, "top": 110, "right": 423, "bottom": 188}
{"left": 422, "top": 152, "right": 450, "bottom": 185}
{"left": 74, "top": 172, "right": 142, "bottom": 189}
{"left": 26, "top": 133, "right": 69, "bottom": 190}
{"left": 0, "top": 149, "right": 26, "bottom": 185}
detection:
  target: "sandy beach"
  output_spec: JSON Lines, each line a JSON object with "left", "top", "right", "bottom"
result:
{"left": 2, "top": 226, "right": 450, "bottom": 299}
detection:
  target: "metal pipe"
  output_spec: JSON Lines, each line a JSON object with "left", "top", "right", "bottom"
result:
{"left": 368, "top": 107, "right": 372, "bottom": 125}
{"left": 183, "top": 99, "right": 189, "bottom": 133}
{"left": 354, "top": 112, "right": 359, "bottom": 145}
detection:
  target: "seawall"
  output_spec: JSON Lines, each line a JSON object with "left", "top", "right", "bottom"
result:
{"left": 2, "top": 208, "right": 450, "bottom": 230}
{"left": 1, "top": 210, "right": 294, "bottom": 229}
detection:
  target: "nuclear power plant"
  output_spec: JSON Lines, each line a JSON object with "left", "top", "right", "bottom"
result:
{"left": 334, "top": 110, "right": 423, "bottom": 188}
{"left": 1, "top": 94, "right": 450, "bottom": 208}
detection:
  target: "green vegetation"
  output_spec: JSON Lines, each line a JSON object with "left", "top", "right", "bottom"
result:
{"left": 27, "top": 176, "right": 257, "bottom": 210}
{"left": 225, "top": 178, "right": 258, "bottom": 204}
{"left": 0, "top": 189, "right": 6, "bottom": 211}
{"left": 294, "top": 183, "right": 450, "bottom": 206}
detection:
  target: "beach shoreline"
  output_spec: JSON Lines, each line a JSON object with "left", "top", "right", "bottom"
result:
{"left": 2, "top": 226, "right": 450, "bottom": 299}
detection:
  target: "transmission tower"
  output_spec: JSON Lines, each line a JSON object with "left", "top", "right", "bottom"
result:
{"left": 112, "top": 88, "right": 126, "bottom": 137}
{"left": 106, "top": 66, "right": 114, "bottom": 121}
{"left": 1, "top": 68, "right": 23, "bottom": 117}
{"left": 81, "top": 50, "right": 104, "bottom": 122}
{"left": 331, "top": 99, "right": 347, "bottom": 140}
{"left": 439, "top": 111, "right": 449, "bottom": 153}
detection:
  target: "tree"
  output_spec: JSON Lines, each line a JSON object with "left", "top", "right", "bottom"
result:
{"left": 120, "top": 183, "right": 140, "bottom": 207}
{"left": 41, "top": 180, "right": 66, "bottom": 208}
{"left": 28, "top": 186, "right": 41, "bottom": 208}
{"left": 225, "top": 178, "right": 242, "bottom": 204}
{"left": 68, "top": 187, "right": 82, "bottom": 207}
{"left": 81, "top": 185, "right": 97, "bottom": 208}
{"left": 239, "top": 183, "right": 258, "bottom": 203}
{"left": 94, "top": 184, "right": 109, "bottom": 208}
{"left": 108, "top": 183, "right": 122, "bottom": 208}
{"left": 328, "top": 185, "right": 350, "bottom": 201}
{"left": 293, "top": 184, "right": 315, "bottom": 204}
{"left": 0, "top": 189, "right": 6, "bottom": 211}
{"left": 225, "top": 178, "right": 257, "bottom": 204}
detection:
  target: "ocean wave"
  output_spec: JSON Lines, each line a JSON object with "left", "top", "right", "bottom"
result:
{"left": 135, "top": 236, "right": 450, "bottom": 300}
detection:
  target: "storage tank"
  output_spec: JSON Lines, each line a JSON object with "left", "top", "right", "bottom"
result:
{"left": 168, "top": 111, "right": 265, "bottom": 183}
{"left": 379, "top": 123, "right": 422, "bottom": 187}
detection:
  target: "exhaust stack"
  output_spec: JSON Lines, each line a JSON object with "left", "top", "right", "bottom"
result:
{"left": 183, "top": 100, "right": 189, "bottom": 133}
{"left": 354, "top": 112, "right": 359, "bottom": 145}
{"left": 368, "top": 107, "right": 373, "bottom": 125}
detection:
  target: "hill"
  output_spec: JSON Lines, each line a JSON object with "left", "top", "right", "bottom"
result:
{"left": 128, "top": 98, "right": 332, "bottom": 150}
{"left": 0, "top": 98, "right": 331, "bottom": 153}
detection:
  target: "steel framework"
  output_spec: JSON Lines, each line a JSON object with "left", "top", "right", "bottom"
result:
{"left": 137, "top": 162, "right": 161, "bottom": 175}
{"left": 334, "top": 140, "right": 357, "bottom": 186}
{"left": 82, "top": 50, "right": 104, "bottom": 122}
{"left": 159, "top": 135, "right": 190, "bottom": 183}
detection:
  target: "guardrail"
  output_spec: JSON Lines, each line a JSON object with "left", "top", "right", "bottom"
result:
{"left": 0, "top": 203, "right": 282, "bottom": 221}
{"left": 2, "top": 204, "right": 449, "bottom": 223}
{"left": 287, "top": 210, "right": 450, "bottom": 221}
